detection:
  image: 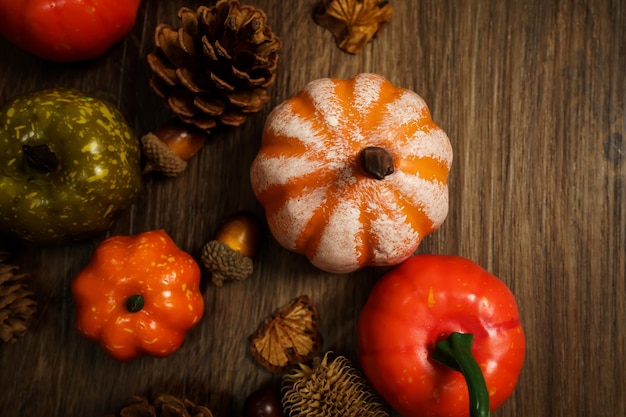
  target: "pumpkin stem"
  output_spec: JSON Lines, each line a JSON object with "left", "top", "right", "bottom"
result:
{"left": 359, "top": 146, "right": 394, "bottom": 180}
{"left": 22, "top": 144, "right": 59, "bottom": 173}
{"left": 125, "top": 294, "right": 145, "bottom": 313}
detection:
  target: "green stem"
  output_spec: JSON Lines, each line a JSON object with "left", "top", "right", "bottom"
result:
{"left": 22, "top": 144, "right": 59, "bottom": 173}
{"left": 125, "top": 294, "right": 144, "bottom": 313}
{"left": 432, "top": 332, "right": 490, "bottom": 417}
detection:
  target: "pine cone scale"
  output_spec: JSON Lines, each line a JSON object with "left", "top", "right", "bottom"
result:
{"left": 176, "top": 68, "right": 202, "bottom": 93}
{"left": 156, "top": 25, "right": 187, "bottom": 68}
{"left": 149, "top": 76, "right": 170, "bottom": 99}
{"left": 168, "top": 89, "right": 197, "bottom": 117}
{"left": 149, "top": 50, "right": 185, "bottom": 89}
{"left": 178, "top": 8, "right": 199, "bottom": 38}
{"left": 178, "top": 28, "right": 197, "bottom": 56}
{"left": 194, "top": 95, "right": 225, "bottom": 115}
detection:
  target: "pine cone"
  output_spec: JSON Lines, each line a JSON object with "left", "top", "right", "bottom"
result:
{"left": 106, "top": 394, "right": 214, "bottom": 417}
{"left": 147, "top": 0, "right": 282, "bottom": 130}
{"left": 0, "top": 258, "right": 37, "bottom": 343}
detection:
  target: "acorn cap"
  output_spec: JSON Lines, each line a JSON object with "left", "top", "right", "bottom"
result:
{"left": 141, "top": 132, "right": 188, "bottom": 177}
{"left": 201, "top": 240, "right": 254, "bottom": 286}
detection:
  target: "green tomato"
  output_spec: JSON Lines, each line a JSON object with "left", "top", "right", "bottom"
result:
{"left": 0, "top": 88, "right": 142, "bottom": 243}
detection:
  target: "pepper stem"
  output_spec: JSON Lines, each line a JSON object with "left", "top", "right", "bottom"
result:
{"left": 125, "top": 294, "right": 144, "bottom": 313}
{"left": 432, "top": 332, "right": 490, "bottom": 417}
{"left": 22, "top": 144, "right": 59, "bottom": 173}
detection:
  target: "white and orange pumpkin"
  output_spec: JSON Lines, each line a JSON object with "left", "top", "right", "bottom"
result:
{"left": 250, "top": 73, "right": 452, "bottom": 273}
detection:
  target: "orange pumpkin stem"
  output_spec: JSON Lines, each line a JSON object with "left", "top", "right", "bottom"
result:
{"left": 359, "top": 146, "right": 395, "bottom": 180}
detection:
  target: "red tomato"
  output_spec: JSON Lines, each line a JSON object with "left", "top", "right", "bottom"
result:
{"left": 0, "top": 0, "right": 142, "bottom": 62}
{"left": 358, "top": 255, "right": 526, "bottom": 417}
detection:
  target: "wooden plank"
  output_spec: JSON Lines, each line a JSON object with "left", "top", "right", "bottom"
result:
{"left": 0, "top": 1, "right": 624, "bottom": 416}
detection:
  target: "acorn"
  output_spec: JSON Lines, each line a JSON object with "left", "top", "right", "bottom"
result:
{"left": 201, "top": 212, "right": 262, "bottom": 286}
{"left": 243, "top": 383, "right": 285, "bottom": 417}
{"left": 141, "top": 118, "right": 207, "bottom": 176}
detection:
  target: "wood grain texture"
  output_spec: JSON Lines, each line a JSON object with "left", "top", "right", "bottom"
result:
{"left": 0, "top": 1, "right": 624, "bottom": 416}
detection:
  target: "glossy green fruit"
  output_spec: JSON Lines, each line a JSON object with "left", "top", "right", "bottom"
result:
{"left": 0, "top": 88, "right": 142, "bottom": 243}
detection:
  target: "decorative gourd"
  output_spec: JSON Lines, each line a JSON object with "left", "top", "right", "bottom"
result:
{"left": 250, "top": 73, "right": 452, "bottom": 273}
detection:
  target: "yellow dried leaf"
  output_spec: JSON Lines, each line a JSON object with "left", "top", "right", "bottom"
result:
{"left": 249, "top": 295, "right": 322, "bottom": 373}
{"left": 314, "top": 0, "right": 393, "bottom": 54}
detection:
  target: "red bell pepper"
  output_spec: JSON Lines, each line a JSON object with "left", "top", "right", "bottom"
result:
{"left": 0, "top": 0, "right": 142, "bottom": 62}
{"left": 357, "top": 255, "right": 525, "bottom": 417}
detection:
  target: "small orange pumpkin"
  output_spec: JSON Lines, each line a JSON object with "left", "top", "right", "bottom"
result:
{"left": 250, "top": 73, "right": 452, "bottom": 273}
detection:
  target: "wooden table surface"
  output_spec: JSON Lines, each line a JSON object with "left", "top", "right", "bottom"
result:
{"left": 0, "top": 1, "right": 624, "bottom": 416}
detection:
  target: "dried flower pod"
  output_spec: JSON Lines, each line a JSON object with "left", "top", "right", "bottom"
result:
{"left": 105, "top": 393, "right": 214, "bottom": 417}
{"left": 249, "top": 295, "right": 322, "bottom": 374}
{"left": 282, "top": 352, "right": 389, "bottom": 417}
{"left": 0, "top": 257, "right": 37, "bottom": 343}
{"left": 314, "top": 0, "right": 393, "bottom": 54}
{"left": 141, "top": 118, "right": 208, "bottom": 177}
{"left": 201, "top": 211, "right": 261, "bottom": 286}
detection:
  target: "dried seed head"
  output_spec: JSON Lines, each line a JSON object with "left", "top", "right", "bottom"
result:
{"left": 282, "top": 352, "right": 389, "bottom": 417}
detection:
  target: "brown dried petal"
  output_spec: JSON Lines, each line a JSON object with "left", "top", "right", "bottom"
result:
{"left": 249, "top": 295, "right": 322, "bottom": 374}
{"left": 314, "top": 0, "right": 393, "bottom": 54}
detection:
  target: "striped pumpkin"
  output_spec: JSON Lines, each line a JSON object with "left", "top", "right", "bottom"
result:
{"left": 250, "top": 73, "right": 452, "bottom": 273}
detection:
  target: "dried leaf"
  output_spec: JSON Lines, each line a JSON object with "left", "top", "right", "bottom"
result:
{"left": 314, "top": 0, "right": 393, "bottom": 54}
{"left": 249, "top": 295, "right": 322, "bottom": 374}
